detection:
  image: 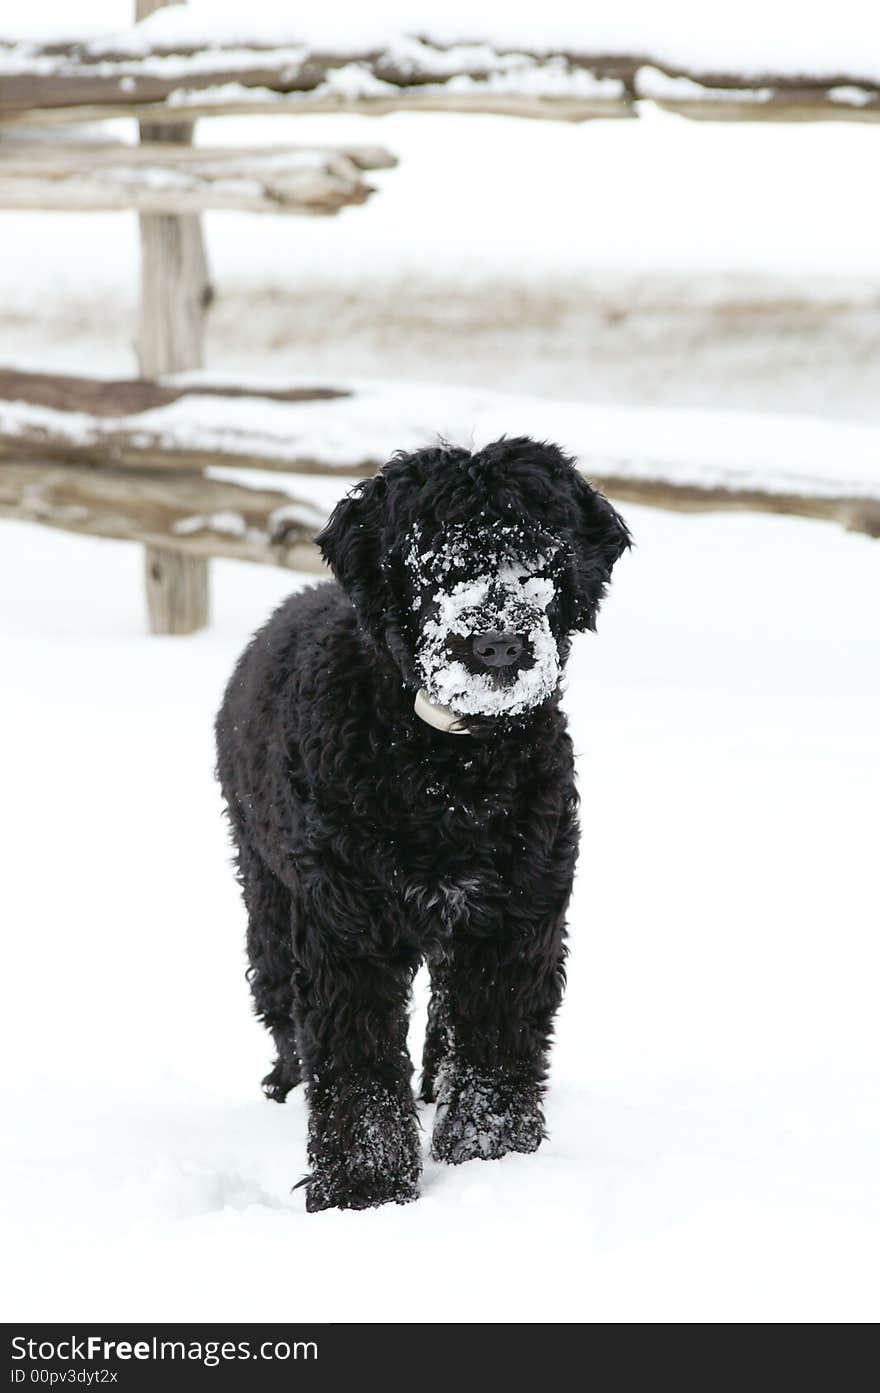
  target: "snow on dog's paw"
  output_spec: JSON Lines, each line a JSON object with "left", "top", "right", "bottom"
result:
{"left": 431, "top": 1065, "right": 545, "bottom": 1166}
{"left": 305, "top": 1082, "right": 421, "bottom": 1212}
{"left": 305, "top": 1163, "right": 420, "bottom": 1213}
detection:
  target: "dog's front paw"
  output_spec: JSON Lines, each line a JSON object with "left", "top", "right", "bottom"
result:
{"left": 261, "top": 1055, "right": 302, "bottom": 1103}
{"left": 306, "top": 1080, "right": 421, "bottom": 1212}
{"left": 431, "top": 1064, "right": 545, "bottom": 1165}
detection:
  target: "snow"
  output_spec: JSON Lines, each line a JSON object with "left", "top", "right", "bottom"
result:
{"left": 2, "top": 501, "right": 878, "bottom": 1323}
{"left": 266, "top": 500, "right": 329, "bottom": 536}
{"left": 4, "top": 2, "right": 880, "bottom": 85}
{"left": 829, "top": 85, "right": 877, "bottom": 106}
{"left": 164, "top": 81, "right": 281, "bottom": 110}
{"left": 637, "top": 68, "right": 772, "bottom": 103}
{"left": 445, "top": 64, "right": 624, "bottom": 102}
{"left": 172, "top": 510, "right": 248, "bottom": 538}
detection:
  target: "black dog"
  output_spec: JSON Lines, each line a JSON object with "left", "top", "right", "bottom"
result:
{"left": 216, "top": 437, "right": 629, "bottom": 1211}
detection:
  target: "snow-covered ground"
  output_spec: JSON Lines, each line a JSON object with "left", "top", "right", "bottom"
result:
{"left": 2, "top": 0, "right": 879, "bottom": 1327}
{"left": 1, "top": 501, "right": 878, "bottom": 1323}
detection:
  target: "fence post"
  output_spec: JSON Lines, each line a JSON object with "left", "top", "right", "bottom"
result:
{"left": 135, "top": 0, "right": 211, "bottom": 633}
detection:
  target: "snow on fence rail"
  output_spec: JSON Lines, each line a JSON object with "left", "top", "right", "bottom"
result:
{"left": 2, "top": 27, "right": 880, "bottom": 126}
{"left": 0, "top": 461, "right": 326, "bottom": 573}
{"left": 0, "top": 138, "right": 395, "bottom": 215}
{"left": 1, "top": 367, "right": 878, "bottom": 586}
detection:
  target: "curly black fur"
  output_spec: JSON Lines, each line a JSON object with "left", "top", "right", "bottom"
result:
{"left": 215, "top": 437, "right": 629, "bottom": 1211}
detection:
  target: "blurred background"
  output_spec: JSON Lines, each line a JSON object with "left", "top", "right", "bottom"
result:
{"left": 4, "top": 5, "right": 880, "bottom": 415}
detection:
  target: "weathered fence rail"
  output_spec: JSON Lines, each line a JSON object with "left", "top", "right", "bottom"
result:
{"left": 0, "top": 368, "right": 354, "bottom": 473}
{"left": 2, "top": 368, "right": 877, "bottom": 583}
{"left": 0, "top": 139, "right": 395, "bottom": 214}
{"left": 0, "top": 460, "right": 325, "bottom": 571}
{"left": 2, "top": 32, "right": 879, "bottom": 126}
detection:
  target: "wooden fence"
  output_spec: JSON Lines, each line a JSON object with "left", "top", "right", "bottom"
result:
{"left": 3, "top": 365, "right": 877, "bottom": 565}
{"left": 1, "top": 1, "right": 878, "bottom": 632}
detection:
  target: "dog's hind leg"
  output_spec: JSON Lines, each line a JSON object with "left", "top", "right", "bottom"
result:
{"left": 237, "top": 836, "right": 302, "bottom": 1102}
{"left": 419, "top": 953, "right": 452, "bottom": 1103}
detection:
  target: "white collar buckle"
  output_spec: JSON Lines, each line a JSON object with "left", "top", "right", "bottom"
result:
{"left": 414, "top": 688, "right": 471, "bottom": 736}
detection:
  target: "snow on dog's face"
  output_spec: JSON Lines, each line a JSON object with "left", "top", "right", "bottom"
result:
{"left": 317, "top": 436, "right": 630, "bottom": 726}
{"left": 405, "top": 522, "right": 565, "bottom": 718}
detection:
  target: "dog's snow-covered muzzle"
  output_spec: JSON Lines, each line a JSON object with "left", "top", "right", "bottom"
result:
{"left": 405, "top": 525, "right": 565, "bottom": 720}
{"left": 418, "top": 568, "right": 559, "bottom": 717}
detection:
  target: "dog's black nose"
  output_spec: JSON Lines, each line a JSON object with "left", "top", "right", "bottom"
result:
{"left": 472, "top": 630, "right": 524, "bottom": 669}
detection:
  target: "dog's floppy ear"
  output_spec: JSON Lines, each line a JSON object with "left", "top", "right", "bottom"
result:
{"left": 317, "top": 473, "right": 390, "bottom": 640}
{"left": 567, "top": 474, "right": 631, "bottom": 631}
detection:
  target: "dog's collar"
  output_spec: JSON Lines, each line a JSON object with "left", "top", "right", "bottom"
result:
{"left": 414, "top": 688, "right": 470, "bottom": 736}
